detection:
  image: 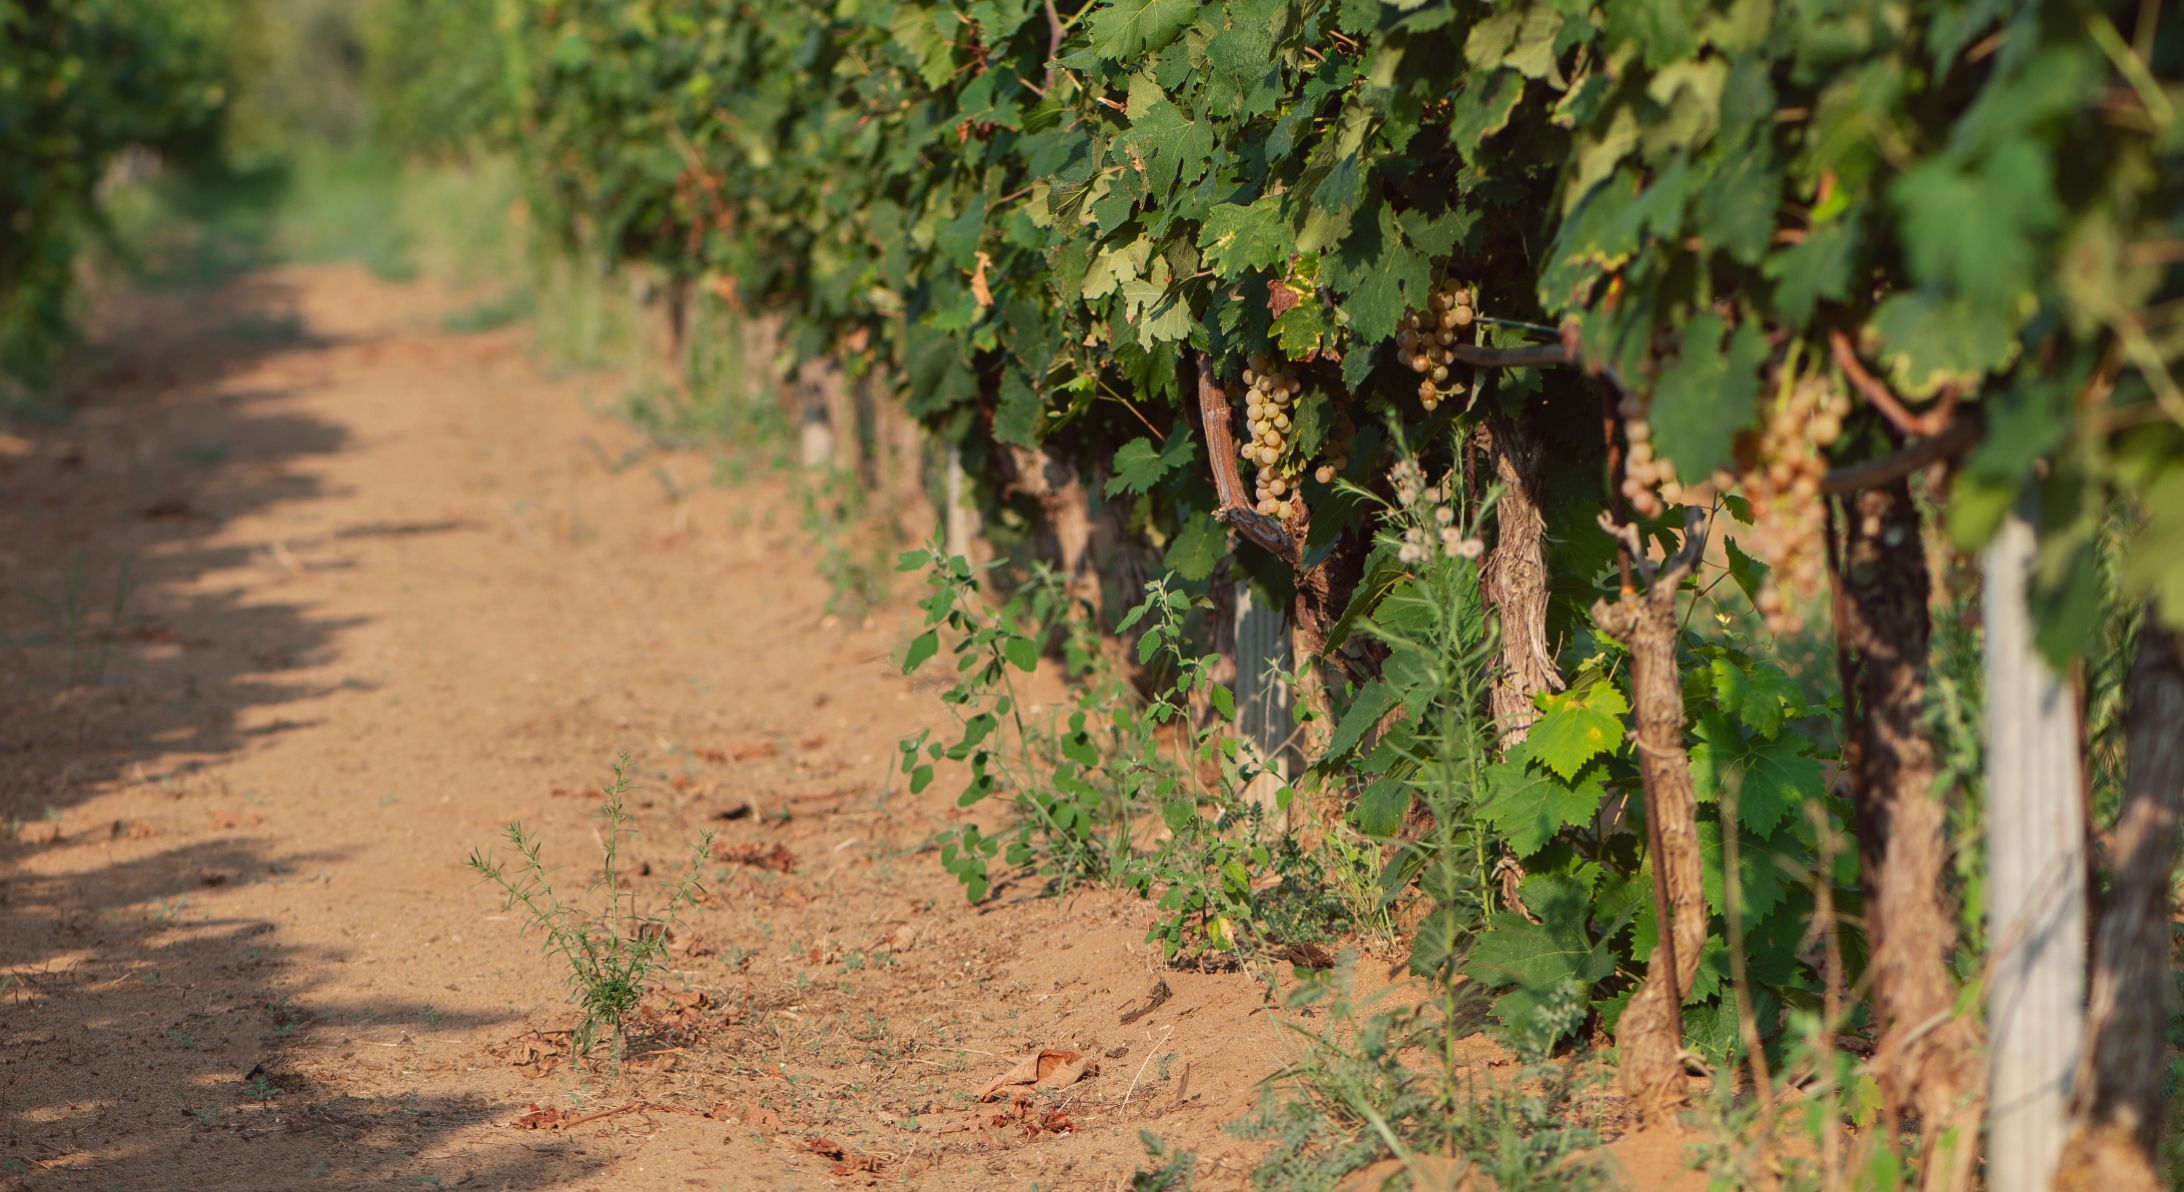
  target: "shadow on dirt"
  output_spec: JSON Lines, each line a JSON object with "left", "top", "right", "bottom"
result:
{"left": 0, "top": 275, "right": 568, "bottom": 1189}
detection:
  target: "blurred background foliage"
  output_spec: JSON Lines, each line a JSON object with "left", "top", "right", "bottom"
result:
{"left": 2, "top": 0, "right": 528, "bottom": 403}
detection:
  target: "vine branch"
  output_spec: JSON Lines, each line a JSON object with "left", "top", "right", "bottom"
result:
{"left": 1819, "top": 410, "right": 1984, "bottom": 494}
{"left": 1192, "top": 351, "right": 1298, "bottom": 564}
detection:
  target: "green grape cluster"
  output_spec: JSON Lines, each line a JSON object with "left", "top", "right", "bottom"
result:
{"left": 1740, "top": 376, "right": 1848, "bottom": 632}
{"left": 1239, "top": 354, "right": 1304, "bottom": 517}
{"left": 1395, "top": 269, "right": 1477, "bottom": 412}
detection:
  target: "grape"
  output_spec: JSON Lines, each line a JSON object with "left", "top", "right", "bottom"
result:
{"left": 1734, "top": 375, "right": 1848, "bottom": 633}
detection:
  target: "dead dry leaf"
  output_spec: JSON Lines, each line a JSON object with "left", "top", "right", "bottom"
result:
{"left": 513, "top": 1103, "right": 562, "bottom": 1129}
{"left": 1118, "top": 979, "right": 1172, "bottom": 1025}
{"left": 803, "top": 1135, "right": 882, "bottom": 1174}
{"left": 714, "top": 841, "right": 795, "bottom": 872}
{"left": 976, "top": 1048, "right": 1100, "bottom": 1101}
{"left": 706, "top": 1102, "right": 784, "bottom": 1130}
{"left": 1286, "top": 942, "right": 1336, "bottom": 969}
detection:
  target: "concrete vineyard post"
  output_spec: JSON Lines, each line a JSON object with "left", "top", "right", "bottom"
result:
{"left": 1982, "top": 513, "right": 2087, "bottom": 1192}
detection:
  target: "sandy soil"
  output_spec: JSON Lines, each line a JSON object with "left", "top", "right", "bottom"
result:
{"left": 0, "top": 266, "right": 1302, "bottom": 1191}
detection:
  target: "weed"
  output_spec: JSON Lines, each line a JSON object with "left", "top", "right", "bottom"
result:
{"left": 1129, "top": 1133, "right": 1197, "bottom": 1191}
{"left": 799, "top": 469, "right": 896, "bottom": 616}
{"left": 421, "top": 1003, "right": 441, "bottom": 1026}
{"left": 467, "top": 751, "right": 713, "bottom": 1060}
{"left": 1236, "top": 951, "right": 1612, "bottom": 1192}
{"left": 24, "top": 553, "right": 136, "bottom": 686}
{"left": 164, "top": 1027, "right": 195, "bottom": 1049}
{"left": 180, "top": 1096, "right": 218, "bottom": 1126}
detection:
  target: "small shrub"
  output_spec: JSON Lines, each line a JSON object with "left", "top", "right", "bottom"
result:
{"left": 467, "top": 752, "right": 711, "bottom": 1061}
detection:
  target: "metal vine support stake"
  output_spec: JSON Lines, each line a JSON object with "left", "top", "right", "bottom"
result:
{"left": 1983, "top": 512, "right": 2088, "bottom": 1192}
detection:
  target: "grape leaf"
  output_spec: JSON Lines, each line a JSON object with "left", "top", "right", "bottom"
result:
{"left": 994, "top": 369, "right": 1043, "bottom": 447}
{"left": 1690, "top": 713, "right": 1821, "bottom": 837}
{"left": 1650, "top": 313, "right": 1766, "bottom": 480}
{"left": 1198, "top": 194, "right": 1294, "bottom": 279}
{"left": 1870, "top": 290, "right": 2022, "bottom": 398}
{"left": 1762, "top": 208, "right": 1860, "bottom": 325}
{"left": 1082, "top": 0, "right": 1196, "bottom": 61}
{"left": 1708, "top": 654, "right": 1806, "bottom": 739}
{"left": 1693, "top": 136, "right": 1777, "bottom": 264}
{"left": 1105, "top": 431, "right": 1195, "bottom": 495}
{"left": 1526, "top": 682, "right": 1629, "bottom": 781}
{"left": 1448, "top": 68, "right": 1526, "bottom": 150}
{"left": 1164, "top": 511, "right": 1227, "bottom": 581}
{"left": 1464, "top": 874, "right": 1617, "bottom": 999}
{"left": 1697, "top": 818, "right": 1793, "bottom": 924}
{"left": 1890, "top": 140, "right": 2059, "bottom": 299}
{"left": 1478, "top": 751, "right": 1608, "bottom": 857}
{"left": 1289, "top": 391, "right": 1330, "bottom": 457}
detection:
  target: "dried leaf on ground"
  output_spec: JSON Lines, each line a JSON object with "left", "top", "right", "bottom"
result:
{"left": 706, "top": 1102, "right": 784, "bottom": 1130}
{"left": 513, "top": 1103, "right": 562, "bottom": 1129}
{"left": 976, "top": 1048, "right": 1100, "bottom": 1101}
{"left": 486, "top": 1029, "right": 574, "bottom": 1071}
{"left": 1118, "top": 979, "right": 1172, "bottom": 1025}
{"left": 715, "top": 841, "right": 795, "bottom": 872}
{"left": 1286, "top": 942, "right": 1336, "bottom": 969}
{"left": 803, "top": 1135, "right": 882, "bottom": 1174}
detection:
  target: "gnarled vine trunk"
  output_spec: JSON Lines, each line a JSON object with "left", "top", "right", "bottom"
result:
{"left": 1478, "top": 415, "right": 1562, "bottom": 744}
{"left": 1593, "top": 508, "right": 1709, "bottom": 1120}
{"left": 1000, "top": 443, "right": 1101, "bottom": 618}
{"left": 1831, "top": 479, "right": 1981, "bottom": 1179}
{"left": 2058, "top": 620, "right": 2184, "bottom": 1192}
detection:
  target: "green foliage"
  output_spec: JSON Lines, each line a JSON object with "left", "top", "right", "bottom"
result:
{"left": 466, "top": 753, "right": 713, "bottom": 1059}
{"left": 1236, "top": 955, "right": 1611, "bottom": 1192}
{"left": 0, "top": 0, "right": 239, "bottom": 383}
{"left": 898, "top": 542, "right": 1160, "bottom": 900}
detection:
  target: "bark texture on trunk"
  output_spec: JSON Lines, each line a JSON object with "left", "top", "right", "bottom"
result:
{"left": 1478, "top": 416, "right": 1563, "bottom": 744}
{"left": 1001, "top": 443, "right": 1101, "bottom": 618}
{"left": 1831, "top": 480, "right": 1981, "bottom": 1166}
{"left": 1593, "top": 507, "right": 1709, "bottom": 1120}
{"left": 2058, "top": 621, "right": 2184, "bottom": 1192}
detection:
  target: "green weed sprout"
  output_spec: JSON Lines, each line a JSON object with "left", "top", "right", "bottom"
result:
{"left": 466, "top": 752, "right": 712, "bottom": 1061}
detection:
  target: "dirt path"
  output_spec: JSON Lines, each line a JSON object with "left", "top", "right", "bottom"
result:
{"left": 0, "top": 266, "right": 1288, "bottom": 1191}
